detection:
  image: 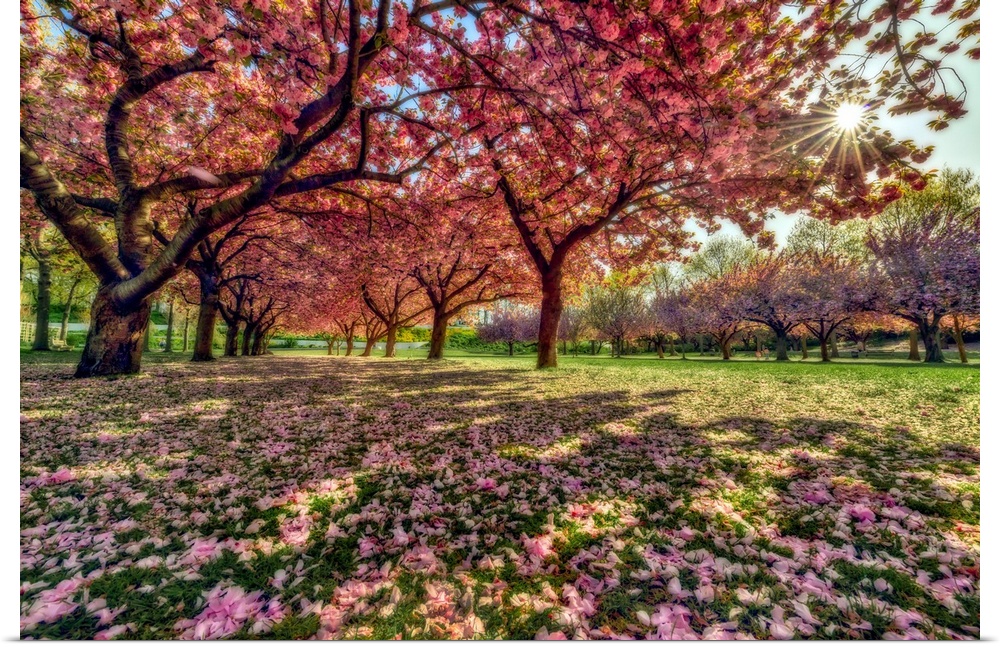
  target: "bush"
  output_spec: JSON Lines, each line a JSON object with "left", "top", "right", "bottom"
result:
{"left": 396, "top": 327, "right": 431, "bottom": 342}
{"left": 64, "top": 333, "right": 87, "bottom": 348}
{"left": 445, "top": 329, "right": 535, "bottom": 354}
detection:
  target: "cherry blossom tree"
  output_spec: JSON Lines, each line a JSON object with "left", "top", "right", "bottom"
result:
{"left": 737, "top": 253, "right": 811, "bottom": 361}
{"left": 583, "top": 279, "right": 650, "bottom": 359}
{"left": 867, "top": 169, "right": 979, "bottom": 362}
{"left": 797, "top": 253, "right": 873, "bottom": 362}
{"left": 478, "top": 304, "right": 539, "bottom": 357}
{"left": 19, "top": 0, "right": 484, "bottom": 376}
{"left": 458, "top": 0, "right": 974, "bottom": 368}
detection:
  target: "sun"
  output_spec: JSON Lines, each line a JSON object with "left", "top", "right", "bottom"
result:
{"left": 835, "top": 103, "right": 866, "bottom": 131}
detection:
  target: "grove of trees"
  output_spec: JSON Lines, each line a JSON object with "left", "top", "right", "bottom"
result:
{"left": 19, "top": 0, "right": 980, "bottom": 375}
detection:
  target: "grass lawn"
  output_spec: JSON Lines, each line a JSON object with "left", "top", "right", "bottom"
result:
{"left": 20, "top": 351, "right": 979, "bottom": 639}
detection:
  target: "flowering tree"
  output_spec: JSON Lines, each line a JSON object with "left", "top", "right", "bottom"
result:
{"left": 652, "top": 285, "right": 700, "bottom": 360}
{"left": 461, "top": 0, "right": 975, "bottom": 368}
{"left": 796, "top": 253, "right": 873, "bottom": 362}
{"left": 19, "top": 0, "right": 483, "bottom": 376}
{"left": 20, "top": 0, "right": 977, "bottom": 374}
{"left": 737, "top": 253, "right": 811, "bottom": 361}
{"left": 692, "top": 274, "right": 749, "bottom": 361}
{"left": 404, "top": 188, "right": 531, "bottom": 360}
{"left": 583, "top": 280, "right": 650, "bottom": 358}
{"left": 867, "top": 169, "right": 980, "bottom": 362}
{"left": 841, "top": 312, "right": 906, "bottom": 353}
{"left": 477, "top": 304, "right": 539, "bottom": 357}
{"left": 557, "top": 305, "right": 590, "bottom": 357}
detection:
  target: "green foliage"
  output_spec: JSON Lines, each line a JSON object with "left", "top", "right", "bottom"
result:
{"left": 445, "top": 329, "right": 535, "bottom": 354}
{"left": 64, "top": 333, "right": 86, "bottom": 348}
{"left": 396, "top": 327, "right": 431, "bottom": 342}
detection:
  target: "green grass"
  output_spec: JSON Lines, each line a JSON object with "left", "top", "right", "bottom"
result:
{"left": 20, "top": 349, "right": 979, "bottom": 639}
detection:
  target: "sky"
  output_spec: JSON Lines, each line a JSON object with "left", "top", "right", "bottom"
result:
{"left": 692, "top": 16, "right": 981, "bottom": 249}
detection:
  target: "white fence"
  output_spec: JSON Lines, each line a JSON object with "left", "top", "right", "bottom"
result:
{"left": 20, "top": 322, "right": 174, "bottom": 343}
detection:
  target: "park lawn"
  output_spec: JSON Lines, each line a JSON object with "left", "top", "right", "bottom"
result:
{"left": 20, "top": 354, "right": 978, "bottom": 639}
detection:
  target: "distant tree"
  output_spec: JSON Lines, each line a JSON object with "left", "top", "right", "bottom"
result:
{"left": 797, "top": 254, "right": 873, "bottom": 362}
{"left": 558, "top": 305, "right": 590, "bottom": 358}
{"left": 583, "top": 279, "right": 650, "bottom": 358}
{"left": 478, "top": 305, "right": 539, "bottom": 357}
{"left": 737, "top": 253, "right": 811, "bottom": 361}
{"left": 867, "top": 169, "right": 980, "bottom": 362}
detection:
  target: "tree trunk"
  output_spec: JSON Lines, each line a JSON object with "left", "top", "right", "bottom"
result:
{"left": 384, "top": 325, "right": 397, "bottom": 358}
{"left": 656, "top": 340, "right": 665, "bottom": 359}
{"left": 192, "top": 277, "right": 219, "bottom": 361}
{"left": 251, "top": 328, "right": 266, "bottom": 355}
{"left": 182, "top": 310, "right": 190, "bottom": 353}
{"left": 668, "top": 338, "right": 676, "bottom": 357}
{"left": 361, "top": 337, "right": 376, "bottom": 356}
{"left": 163, "top": 300, "right": 174, "bottom": 352}
{"left": 327, "top": 338, "right": 335, "bottom": 356}
{"left": 953, "top": 315, "right": 968, "bottom": 364}
{"left": 345, "top": 336, "right": 354, "bottom": 356}
{"left": 74, "top": 288, "right": 151, "bottom": 377}
{"left": 428, "top": 309, "right": 449, "bottom": 360}
{"left": 241, "top": 323, "right": 255, "bottom": 356}
{"left": 819, "top": 329, "right": 831, "bottom": 362}
{"left": 721, "top": 338, "right": 732, "bottom": 360}
{"left": 590, "top": 340, "right": 595, "bottom": 355}
{"left": 908, "top": 328, "right": 921, "bottom": 361}
{"left": 32, "top": 258, "right": 51, "bottom": 350}
{"left": 224, "top": 322, "right": 239, "bottom": 356}
{"left": 536, "top": 268, "right": 563, "bottom": 368}
{"left": 801, "top": 334, "right": 809, "bottom": 359}
{"left": 774, "top": 329, "right": 789, "bottom": 361}
{"left": 507, "top": 341, "right": 514, "bottom": 356}
{"left": 919, "top": 319, "right": 945, "bottom": 363}
{"left": 144, "top": 321, "right": 152, "bottom": 352}
{"left": 59, "top": 278, "right": 80, "bottom": 341}
{"left": 830, "top": 332, "right": 839, "bottom": 358}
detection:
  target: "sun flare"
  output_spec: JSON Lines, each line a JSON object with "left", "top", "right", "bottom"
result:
{"left": 835, "top": 103, "right": 866, "bottom": 131}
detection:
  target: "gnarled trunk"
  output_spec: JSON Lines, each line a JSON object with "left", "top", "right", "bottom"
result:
{"left": 908, "top": 328, "right": 921, "bottom": 361}
{"left": 819, "top": 339, "right": 830, "bottom": 362}
{"left": 953, "top": 315, "right": 968, "bottom": 364}
{"left": 345, "top": 337, "right": 354, "bottom": 356}
{"left": 428, "top": 309, "right": 448, "bottom": 360}
{"left": 384, "top": 325, "right": 397, "bottom": 358}
{"left": 224, "top": 322, "right": 240, "bottom": 357}
{"left": 192, "top": 276, "right": 219, "bottom": 362}
{"left": 251, "top": 327, "right": 267, "bottom": 355}
{"left": 32, "top": 258, "right": 51, "bottom": 351}
{"left": 241, "top": 322, "right": 255, "bottom": 356}
{"left": 800, "top": 334, "right": 809, "bottom": 360}
{"left": 536, "top": 269, "right": 563, "bottom": 368}
{"left": 361, "top": 337, "right": 376, "bottom": 357}
{"left": 721, "top": 338, "right": 732, "bottom": 361}
{"left": 75, "top": 288, "right": 151, "bottom": 377}
{"left": 774, "top": 329, "right": 789, "bottom": 361}
{"left": 919, "top": 318, "right": 945, "bottom": 363}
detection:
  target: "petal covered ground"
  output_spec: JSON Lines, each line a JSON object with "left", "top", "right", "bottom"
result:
{"left": 20, "top": 355, "right": 980, "bottom": 639}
